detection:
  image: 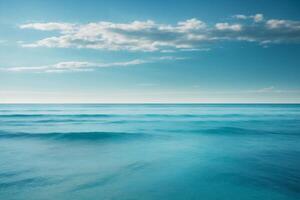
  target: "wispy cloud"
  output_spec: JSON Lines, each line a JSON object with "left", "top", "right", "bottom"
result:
{"left": 3, "top": 56, "right": 185, "bottom": 73}
{"left": 20, "top": 22, "right": 75, "bottom": 32}
{"left": 233, "top": 13, "right": 264, "bottom": 23}
{"left": 189, "top": 86, "right": 300, "bottom": 95}
{"left": 215, "top": 23, "right": 242, "bottom": 31}
{"left": 249, "top": 86, "right": 276, "bottom": 93}
{"left": 19, "top": 14, "right": 300, "bottom": 52}
{"left": 246, "top": 86, "right": 300, "bottom": 94}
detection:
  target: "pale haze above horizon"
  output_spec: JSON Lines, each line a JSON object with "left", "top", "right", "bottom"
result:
{"left": 1, "top": 0, "right": 300, "bottom": 103}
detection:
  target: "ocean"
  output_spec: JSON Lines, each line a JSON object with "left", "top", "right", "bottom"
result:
{"left": 0, "top": 104, "right": 299, "bottom": 200}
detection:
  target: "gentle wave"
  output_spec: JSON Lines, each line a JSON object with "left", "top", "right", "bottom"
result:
{"left": 0, "top": 104, "right": 300, "bottom": 200}
{"left": 1, "top": 113, "right": 299, "bottom": 118}
{"left": 198, "top": 127, "right": 277, "bottom": 135}
{"left": 0, "top": 130, "right": 147, "bottom": 141}
{"left": 1, "top": 127, "right": 296, "bottom": 141}
{"left": 0, "top": 114, "right": 115, "bottom": 118}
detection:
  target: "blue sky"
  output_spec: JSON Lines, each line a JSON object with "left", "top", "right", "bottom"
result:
{"left": 0, "top": 0, "right": 300, "bottom": 103}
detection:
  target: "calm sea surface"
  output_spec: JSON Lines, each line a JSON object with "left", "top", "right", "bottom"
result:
{"left": 0, "top": 104, "right": 299, "bottom": 200}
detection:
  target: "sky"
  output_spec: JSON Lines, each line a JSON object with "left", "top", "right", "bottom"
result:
{"left": 0, "top": 0, "right": 300, "bottom": 103}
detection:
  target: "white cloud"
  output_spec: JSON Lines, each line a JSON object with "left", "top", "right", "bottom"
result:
{"left": 180, "top": 48, "right": 210, "bottom": 52}
{"left": 253, "top": 14, "right": 264, "bottom": 22}
{"left": 20, "top": 22, "right": 75, "bottom": 33}
{"left": 19, "top": 14, "right": 300, "bottom": 51}
{"left": 3, "top": 56, "right": 184, "bottom": 73}
{"left": 5, "top": 60, "right": 145, "bottom": 73}
{"left": 177, "top": 18, "right": 206, "bottom": 31}
{"left": 252, "top": 86, "right": 276, "bottom": 93}
{"left": 19, "top": 19, "right": 208, "bottom": 52}
{"left": 245, "top": 86, "right": 300, "bottom": 94}
{"left": 233, "top": 13, "right": 264, "bottom": 23}
{"left": 215, "top": 23, "right": 242, "bottom": 31}
{"left": 233, "top": 14, "right": 248, "bottom": 20}
{"left": 266, "top": 19, "right": 300, "bottom": 30}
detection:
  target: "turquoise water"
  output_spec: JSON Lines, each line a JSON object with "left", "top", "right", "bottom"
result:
{"left": 0, "top": 104, "right": 299, "bottom": 200}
